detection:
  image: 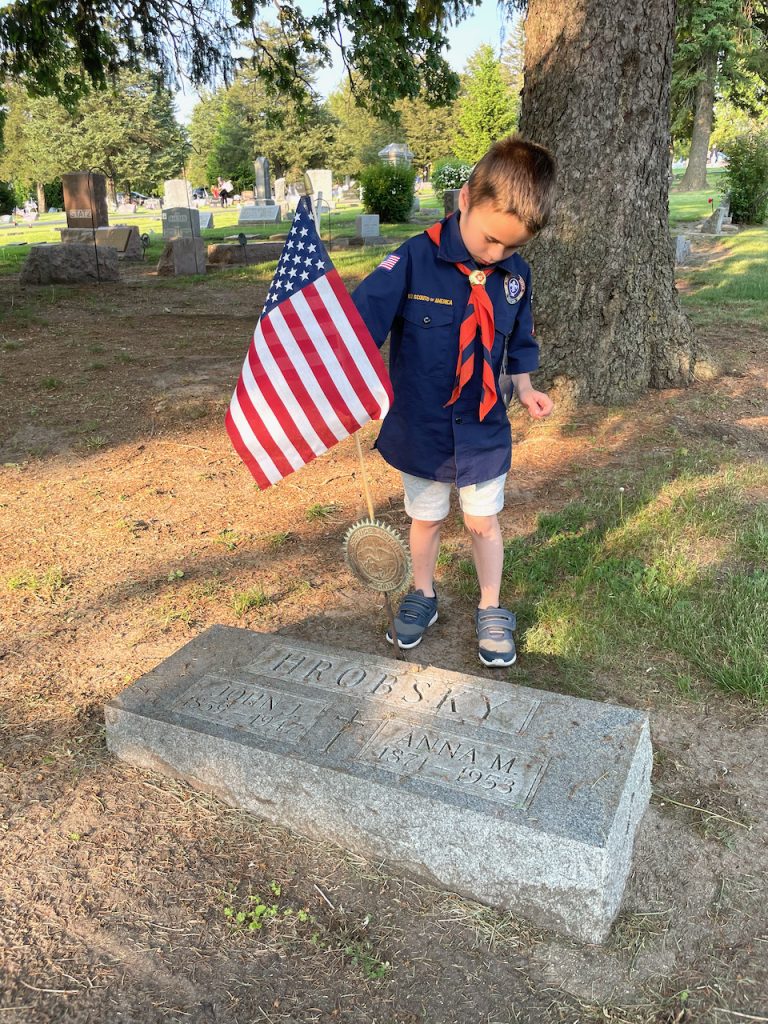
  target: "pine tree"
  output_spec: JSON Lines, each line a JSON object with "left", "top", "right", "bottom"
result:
{"left": 452, "top": 45, "right": 518, "bottom": 164}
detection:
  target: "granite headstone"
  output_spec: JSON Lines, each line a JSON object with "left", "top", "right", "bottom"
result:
{"left": 106, "top": 626, "right": 652, "bottom": 943}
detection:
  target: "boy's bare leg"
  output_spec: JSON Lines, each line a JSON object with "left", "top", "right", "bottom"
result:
{"left": 409, "top": 518, "right": 443, "bottom": 597}
{"left": 463, "top": 513, "right": 503, "bottom": 608}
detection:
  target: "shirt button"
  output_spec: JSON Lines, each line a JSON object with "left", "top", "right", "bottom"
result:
{"left": 422, "top": 316, "right": 431, "bottom": 324}
{"left": 454, "top": 416, "right": 462, "bottom": 424}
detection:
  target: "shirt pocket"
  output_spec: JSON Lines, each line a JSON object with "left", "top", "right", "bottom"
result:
{"left": 398, "top": 299, "right": 457, "bottom": 374}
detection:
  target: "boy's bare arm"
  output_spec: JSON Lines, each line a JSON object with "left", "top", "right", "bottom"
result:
{"left": 511, "top": 372, "right": 554, "bottom": 419}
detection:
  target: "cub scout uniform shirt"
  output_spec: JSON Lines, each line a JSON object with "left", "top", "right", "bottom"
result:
{"left": 351, "top": 212, "right": 539, "bottom": 488}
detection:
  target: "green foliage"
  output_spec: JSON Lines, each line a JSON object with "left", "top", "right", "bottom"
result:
{"left": 0, "top": 72, "right": 186, "bottom": 196}
{"left": 671, "top": 0, "right": 768, "bottom": 144}
{"left": 206, "top": 97, "right": 255, "bottom": 190}
{"left": 328, "top": 78, "right": 400, "bottom": 178}
{"left": 0, "top": 180, "right": 13, "bottom": 215}
{"left": 452, "top": 45, "right": 517, "bottom": 164}
{"left": 395, "top": 91, "right": 456, "bottom": 174}
{"left": 360, "top": 163, "right": 416, "bottom": 222}
{"left": 0, "top": 0, "right": 468, "bottom": 121}
{"left": 721, "top": 129, "right": 768, "bottom": 223}
{"left": 198, "top": 34, "right": 337, "bottom": 186}
{"left": 430, "top": 158, "right": 473, "bottom": 202}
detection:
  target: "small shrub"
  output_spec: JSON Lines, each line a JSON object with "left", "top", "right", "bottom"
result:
{"left": 359, "top": 163, "right": 416, "bottom": 223}
{"left": 430, "top": 159, "right": 473, "bottom": 203}
{"left": 721, "top": 129, "right": 768, "bottom": 224}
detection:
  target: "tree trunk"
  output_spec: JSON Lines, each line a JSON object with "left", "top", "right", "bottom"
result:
{"left": 678, "top": 50, "right": 717, "bottom": 191}
{"left": 36, "top": 182, "right": 47, "bottom": 214}
{"left": 519, "top": 0, "right": 695, "bottom": 403}
{"left": 107, "top": 178, "right": 118, "bottom": 206}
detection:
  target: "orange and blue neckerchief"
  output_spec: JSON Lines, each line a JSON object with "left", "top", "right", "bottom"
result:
{"left": 425, "top": 219, "right": 498, "bottom": 421}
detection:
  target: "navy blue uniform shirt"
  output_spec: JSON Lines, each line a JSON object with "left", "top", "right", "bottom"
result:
{"left": 351, "top": 212, "right": 539, "bottom": 487}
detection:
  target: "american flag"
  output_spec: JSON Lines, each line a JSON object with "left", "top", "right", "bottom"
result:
{"left": 226, "top": 197, "right": 393, "bottom": 489}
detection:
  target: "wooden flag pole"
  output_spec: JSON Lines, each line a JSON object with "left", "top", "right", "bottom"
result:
{"left": 353, "top": 433, "right": 402, "bottom": 658}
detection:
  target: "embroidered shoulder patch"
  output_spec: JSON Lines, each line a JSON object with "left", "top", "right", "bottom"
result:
{"left": 378, "top": 254, "right": 400, "bottom": 272}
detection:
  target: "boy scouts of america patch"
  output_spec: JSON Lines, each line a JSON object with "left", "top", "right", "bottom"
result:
{"left": 378, "top": 253, "right": 400, "bottom": 272}
{"left": 504, "top": 273, "right": 526, "bottom": 304}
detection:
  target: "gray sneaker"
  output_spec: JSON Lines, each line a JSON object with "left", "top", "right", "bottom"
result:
{"left": 386, "top": 588, "right": 438, "bottom": 649}
{"left": 476, "top": 607, "right": 517, "bottom": 667}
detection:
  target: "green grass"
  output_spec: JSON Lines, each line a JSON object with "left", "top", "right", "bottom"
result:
{"left": 668, "top": 167, "right": 728, "bottom": 225}
{"left": 678, "top": 227, "right": 768, "bottom": 322}
{"left": 470, "top": 459, "right": 768, "bottom": 701}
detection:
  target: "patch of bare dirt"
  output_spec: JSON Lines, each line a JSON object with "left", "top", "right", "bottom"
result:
{"left": 1, "top": 263, "right": 767, "bottom": 1023}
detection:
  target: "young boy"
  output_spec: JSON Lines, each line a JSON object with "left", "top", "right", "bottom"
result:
{"left": 351, "top": 135, "right": 556, "bottom": 667}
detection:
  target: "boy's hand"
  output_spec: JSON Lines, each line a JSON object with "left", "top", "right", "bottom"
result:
{"left": 518, "top": 388, "right": 554, "bottom": 419}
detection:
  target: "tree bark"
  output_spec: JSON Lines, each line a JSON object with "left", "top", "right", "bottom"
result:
{"left": 678, "top": 50, "right": 717, "bottom": 191}
{"left": 519, "top": 0, "right": 695, "bottom": 403}
{"left": 36, "top": 182, "right": 47, "bottom": 214}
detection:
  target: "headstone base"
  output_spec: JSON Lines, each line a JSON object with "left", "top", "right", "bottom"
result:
{"left": 20, "top": 243, "right": 119, "bottom": 285}
{"left": 157, "top": 238, "right": 206, "bottom": 276}
{"left": 207, "top": 241, "right": 284, "bottom": 266}
{"left": 106, "top": 626, "right": 652, "bottom": 944}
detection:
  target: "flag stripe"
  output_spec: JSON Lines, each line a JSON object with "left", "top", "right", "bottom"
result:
{"left": 225, "top": 406, "right": 273, "bottom": 490}
{"left": 278, "top": 296, "right": 363, "bottom": 434}
{"left": 238, "top": 334, "right": 306, "bottom": 473}
{"left": 325, "top": 270, "right": 393, "bottom": 410}
{"left": 319, "top": 273, "right": 392, "bottom": 420}
{"left": 226, "top": 389, "right": 282, "bottom": 486}
{"left": 244, "top": 342, "right": 317, "bottom": 468}
{"left": 233, "top": 367, "right": 296, "bottom": 481}
{"left": 252, "top": 321, "right": 333, "bottom": 457}
{"left": 292, "top": 284, "right": 373, "bottom": 426}
{"left": 259, "top": 312, "right": 346, "bottom": 450}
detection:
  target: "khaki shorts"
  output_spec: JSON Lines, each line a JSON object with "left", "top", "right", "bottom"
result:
{"left": 401, "top": 472, "right": 506, "bottom": 521}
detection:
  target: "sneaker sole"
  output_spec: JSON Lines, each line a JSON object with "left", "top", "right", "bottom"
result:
{"left": 386, "top": 611, "right": 438, "bottom": 649}
{"left": 478, "top": 650, "right": 517, "bottom": 667}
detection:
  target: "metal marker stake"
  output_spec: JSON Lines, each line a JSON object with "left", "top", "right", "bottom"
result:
{"left": 353, "top": 433, "right": 401, "bottom": 657}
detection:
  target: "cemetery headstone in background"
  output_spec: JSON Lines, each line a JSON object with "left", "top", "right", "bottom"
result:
{"left": 62, "top": 172, "right": 109, "bottom": 230}
{"left": 352, "top": 214, "right": 382, "bottom": 246}
{"left": 238, "top": 206, "right": 281, "bottom": 225}
{"left": 254, "top": 158, "right": 274, "bottom": 205}
{"left": 444, "top": 189, "right": 461, "bottom": 217}
{"left": 20, "top": 243, "right": 119, "bottom": 284}
{"left": 157, "top": 238, "right": 206, "bottom": 276}
{"left": 59, "top": 226, "right": 143, "bottom": 260}
{"left": 164, "top": 179, "right": 193, "bottom": 209}
{"left": 198, "top": 212, "right": 214, "bottom": 230}
{"left": 162, "top": 208, "right": 201, "bottom": 240}
{"left": 106, "top": 626, "right": 652, "bottom": 943}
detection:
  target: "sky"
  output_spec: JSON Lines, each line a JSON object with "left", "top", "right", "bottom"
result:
{"left": 173, "top": 0, "right": 518, "bottom": 122}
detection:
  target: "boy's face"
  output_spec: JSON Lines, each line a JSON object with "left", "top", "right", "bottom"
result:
{"left": 457, "top": 184, "right": 534, "bottom": 266}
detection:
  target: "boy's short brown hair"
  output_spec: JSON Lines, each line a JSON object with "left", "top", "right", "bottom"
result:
{"left": 466, "top": 135, "right": 557, "bottom": 234}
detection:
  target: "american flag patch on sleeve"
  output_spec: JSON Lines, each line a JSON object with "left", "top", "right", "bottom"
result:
{"left": 378, "top": 253, "right": 400, "bottom": 272}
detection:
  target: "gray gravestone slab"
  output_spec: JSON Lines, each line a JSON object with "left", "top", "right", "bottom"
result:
{"left": 156, "top": 237, "right": 206, "bottom": 276}
{"left": 305, "top": 168, "right": 333, "bottom": 209}
{"left": 164, "top": 178, "right": 193, "bottom": 208}
{"left": 59, "top": 226, "right": 142, "bottom": 259}
{"left": 355, "top": 214, "right": 381, "bottom": 239}
{"left": 62, "top": 172, "right": 109, "bottom": 229}
{"left": 238, "top": 205, "right": 281, "bottom": 224}
{"left": 207, "top": 241, "right": 284, "bottom": 265}
{"left": 274, "top": 177, "right": 286, "bottom": 204}
{"left": 162, "top": 207, "right": 201, "bottom": 239}
{"left": 198, "top": 211, "right": 214, "bottom": 230}
{"left": 672, "top": 235, "right": 692, "bottom": 264}
{"left": 701, "top": 206, "right": 726, "bottom": 234}
{"left": 254, "top": 157, "right": 274, "bottom": 204}
{"left": 444, "top": 188, "right": 461, "bottom": 216}
{"left": 106, "top": 626, "right": 652, "bottom": 943}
